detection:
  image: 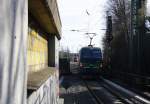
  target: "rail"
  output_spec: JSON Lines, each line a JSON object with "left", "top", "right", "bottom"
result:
{"left": 100, "top": 77, "right": 150, "bottom": 104}
{"left": 83, "top": 80, "right": 104, "bottom": 104}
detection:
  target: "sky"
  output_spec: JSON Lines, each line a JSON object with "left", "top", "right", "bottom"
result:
{"left": 57, "top": 0, "right": 108, "bottom": 53}
{"left": 146, "top": 0, "right": 150, "bottom": 16}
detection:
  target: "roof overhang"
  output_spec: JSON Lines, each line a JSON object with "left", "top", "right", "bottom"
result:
{"left": 29, "top": 0, "right": 62, "bottom": 40}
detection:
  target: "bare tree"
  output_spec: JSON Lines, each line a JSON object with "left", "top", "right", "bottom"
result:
{"left": 103, "top": 0, "right": 131, "bottom": 72}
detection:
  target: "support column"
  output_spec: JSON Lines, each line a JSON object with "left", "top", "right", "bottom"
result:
{"left": 48, "top": 35, "right": 56, "bottom": 67}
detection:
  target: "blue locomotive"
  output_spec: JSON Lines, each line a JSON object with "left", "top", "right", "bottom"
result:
{"left": 79, "top": 46, "right": 102, "bottom": 75}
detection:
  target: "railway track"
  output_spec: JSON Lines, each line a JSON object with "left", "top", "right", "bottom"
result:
{"left": 100, "top": 78, "right": 150, "bottom": 104}
{"left": 83, "top": 79, "right": 125, "bottom": 104}
{"left": 83, "top": 80, "right": 104, "bottom": 104}
{"left": 60, "top": 74, "right": 150, "bottom": 104}
{"left": 82, "top": 77, "right": 150, "bottom": 104}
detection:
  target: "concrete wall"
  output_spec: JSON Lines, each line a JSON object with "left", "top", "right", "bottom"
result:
{"left": 0, "top": 0, "right": 28, "bottom": 104}
{"left": 29, "top": 0, "right": 62, "bottom": 39}
{"left": 27, "top": 28, "right": 48, "bottom": 73}
{"left": 0, "top": 0, "right": 60, "bottom": 104}
{"left": 47, "top": 0, "right": 62, "bottom": 36}
{"left": 27, "top": 69, "right": 59, "bottom": 104}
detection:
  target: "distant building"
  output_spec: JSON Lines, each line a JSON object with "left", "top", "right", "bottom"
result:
{"left": 70, "top": 53, "right": 79, "bottom": 62}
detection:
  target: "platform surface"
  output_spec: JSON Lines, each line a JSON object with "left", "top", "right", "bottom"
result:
{"left": 27, "top": 67, "right": 56, "bottom": 90}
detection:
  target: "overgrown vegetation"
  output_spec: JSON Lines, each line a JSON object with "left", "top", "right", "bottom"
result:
{"left": 103, "top": 0, "right": 131, "bottom": 72}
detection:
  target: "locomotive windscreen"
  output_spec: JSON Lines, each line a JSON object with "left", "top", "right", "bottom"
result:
{"left": 80, "top": 48, "right": 102, "bottom": 60}
{"left": 92, "top": 49, "right": 102, "bottom": 58}
{"left": 81, "top": 49, "right": 91, "bottom": 58}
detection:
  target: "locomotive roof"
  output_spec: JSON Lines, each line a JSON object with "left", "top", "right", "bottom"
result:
{"left": 80, "top": 46, "right": 101, "bottom": 50}
{"left": 79, "top": 47, "right": 101, "bottom": 53}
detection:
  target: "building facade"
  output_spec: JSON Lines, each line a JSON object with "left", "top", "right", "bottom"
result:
{"left": 0, "top": 0, "right": 61, "bottom": 104}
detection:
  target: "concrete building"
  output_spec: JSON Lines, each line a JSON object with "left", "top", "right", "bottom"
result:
{"left": 0, "top": 0, "right": 61, "bottom": 104}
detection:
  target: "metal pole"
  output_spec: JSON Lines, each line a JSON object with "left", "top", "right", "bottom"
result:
{"left": 89, "top": 37, "right": 93, "bottom": 45}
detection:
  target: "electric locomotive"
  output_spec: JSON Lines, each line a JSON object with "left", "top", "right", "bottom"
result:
{"left": 79, "top": 45, "right": 102, "bottom": 76}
